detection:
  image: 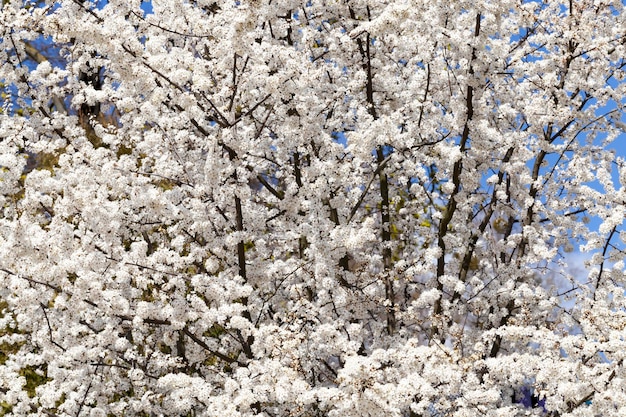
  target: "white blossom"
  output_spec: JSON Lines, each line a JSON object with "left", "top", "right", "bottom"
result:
{"left": 0, "top": 0, "right": 624, "bottom": 416}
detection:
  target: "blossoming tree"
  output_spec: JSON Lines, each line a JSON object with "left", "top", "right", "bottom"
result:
{"left": 1, "top": 0, "right": 625, "bottom": 415}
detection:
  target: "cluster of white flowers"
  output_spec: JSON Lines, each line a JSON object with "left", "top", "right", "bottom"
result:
{"left": 0, "top": 0, "right": 625, "bottom": 416}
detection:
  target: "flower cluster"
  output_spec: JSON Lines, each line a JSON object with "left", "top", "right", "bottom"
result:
{"left": 0, "top": 0, "right": 625, "bottom": 416}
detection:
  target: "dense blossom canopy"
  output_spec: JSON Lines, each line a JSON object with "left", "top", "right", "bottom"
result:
{"left": 1, "top": 0, "right": 626, "bottom": 416}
